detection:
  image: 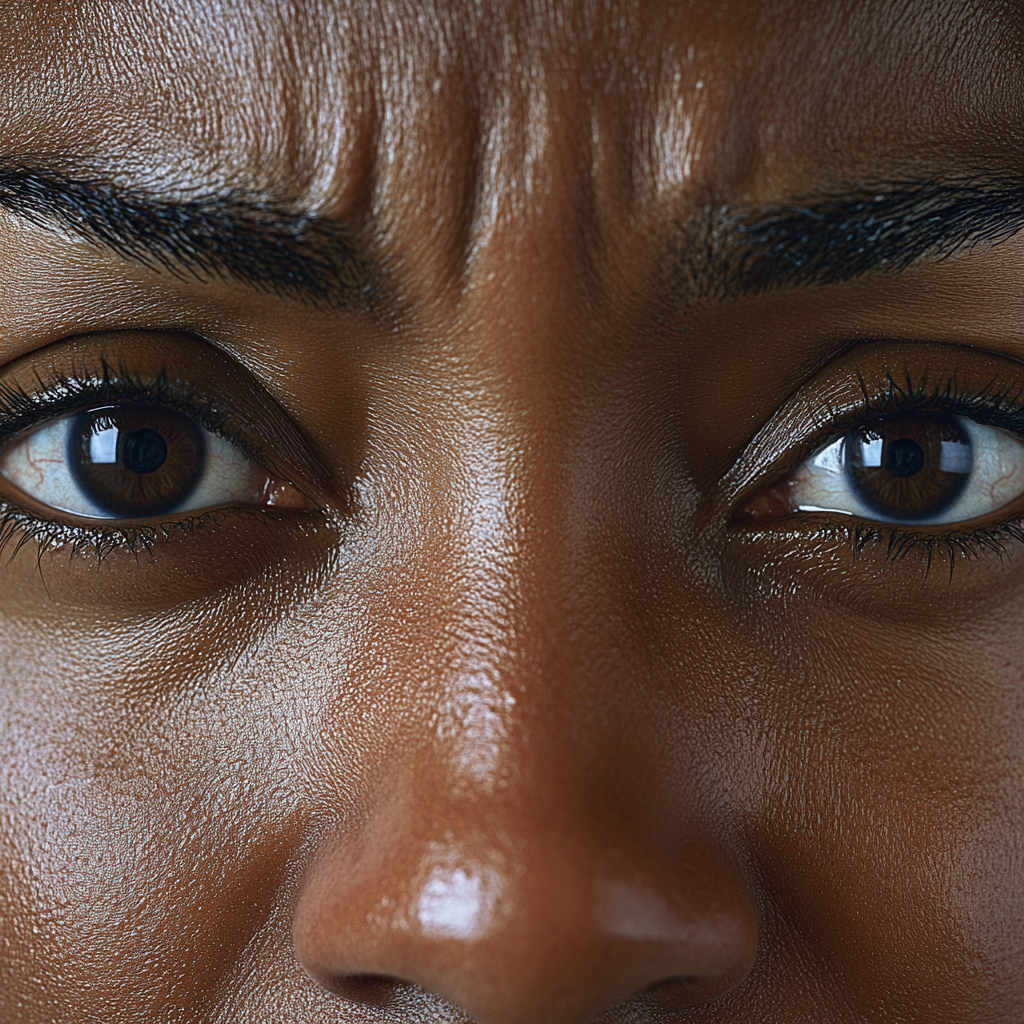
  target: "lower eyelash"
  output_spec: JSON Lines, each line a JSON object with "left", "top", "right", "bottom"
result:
{"left": 831, "top": 515, "right": 1024, "bottom": 581}
{"left": 0, "top": 500, "right": 260, "bottom": 566}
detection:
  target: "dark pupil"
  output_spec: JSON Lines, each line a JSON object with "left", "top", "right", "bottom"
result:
{"left": 122, "top": 429, "right": 168, "bottom": 474}
{"left": 70, "top": 406, "right": 205, "bottom": 518}
{"left": 846, "top": 412, "right": 971, "bottom": 522}
{"left": 885, "top": 437, "right": 924, "bottom": 478}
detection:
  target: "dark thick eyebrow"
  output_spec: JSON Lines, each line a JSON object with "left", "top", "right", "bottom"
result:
{"left": 3, "top": 161, "right": 1020, "bottom": 310}
{"left": 0, "top": 159, "right": 372, "bottom": 308}
{"left": 675, "top": 174, "right": 1024, "bottom": 303}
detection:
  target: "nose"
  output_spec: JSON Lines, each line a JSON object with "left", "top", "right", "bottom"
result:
{"left": 292, "top": 724, "right": 759, "bottom": 1023}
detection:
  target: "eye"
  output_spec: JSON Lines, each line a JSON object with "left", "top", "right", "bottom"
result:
{"left": 777, "top": 412, "right": 1024, "bottom": 525}
{"left": 0, "top": 403, "right": 307, "bottom": 520}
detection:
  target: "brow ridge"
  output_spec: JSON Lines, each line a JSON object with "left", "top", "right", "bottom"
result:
{"left": 0, "top": 159, "right": 373, "bottom": 309}
{"left": 3, "top": 161, "right": 1021, "bottom": 311}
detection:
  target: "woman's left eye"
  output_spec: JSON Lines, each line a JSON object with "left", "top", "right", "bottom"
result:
{"left": 0, "top": 404, "right": 307, "bottom": 520}
{"left": 775, "top": 412, "right": 1024, "bottom": 525}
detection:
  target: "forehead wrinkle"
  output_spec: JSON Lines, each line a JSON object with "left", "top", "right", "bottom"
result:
{"left": 357, "top": 1, "right": 590, "bottom": 304}
{"left": 0, "top": 0, "right": 382, "bottom": 219}
{"left": 3, "top": 0, "right": 1019, "bottom": 314}
{"left": 357, "top": 0, "right": 720, "bottom": 302}
{"left": 154, "top": 0, "right": 381, "bottom": 216}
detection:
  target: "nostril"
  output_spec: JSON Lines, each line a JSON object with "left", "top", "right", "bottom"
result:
{"left": 328, "top": 972, "right": 404, "bottom": 1007}
{"left": 326, "top": 974, "right": 474, "bottom": 1020}
{"left": 293, "top": 804, "right": 759, "bottom": 1021}
{"left": 639, "top": 973, "right": 748, "bottom": 1010}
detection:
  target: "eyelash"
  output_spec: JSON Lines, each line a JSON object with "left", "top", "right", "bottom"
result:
{"left": 0, "top": 359, "right": 259, "bottom": 455}
{"left": 0, "top": 502, "right": 263, "bottom": 565}
{"left": 0, "top": 357, "right": 275, "bottom": 564}
{"left": 843, "top": 363, "right": 1024, "bottom": 434}
{"left": 2, "top": 355, "right": 1024, "bottom": 574}
{"left": 775, "top": 364, "right": 1024, "bottom": 575}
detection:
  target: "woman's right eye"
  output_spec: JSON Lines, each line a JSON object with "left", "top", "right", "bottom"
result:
{"left": 0, "top": 403, "right": 308, "bottom": 520}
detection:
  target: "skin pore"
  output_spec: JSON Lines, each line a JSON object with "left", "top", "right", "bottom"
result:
{"left": 0, "top": 0, "right": 1022, "bottom": 1021}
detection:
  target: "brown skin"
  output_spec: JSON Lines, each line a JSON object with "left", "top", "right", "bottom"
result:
{"left": 0, "top": 1, "right": 1022, "bottom": 1021}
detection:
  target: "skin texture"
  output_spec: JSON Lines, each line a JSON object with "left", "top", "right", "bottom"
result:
{"left": 0, "top": 1, "right": 1022, "bottom": 1021}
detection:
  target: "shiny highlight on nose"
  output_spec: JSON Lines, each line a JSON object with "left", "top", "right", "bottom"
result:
{"left": 293, "top": 779, "right": 759, "bottom": 1024}
{"left": 417, "top": 854, "right": 501, "bottom": 941}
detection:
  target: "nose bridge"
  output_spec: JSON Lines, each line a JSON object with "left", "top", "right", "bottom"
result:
{"left": 434, "top": 318, "right": 630, "bottom": 804}
{"left": 291, "top": 286, "right": 760, "bottom": 1022}
{"left": 390, "top": 165, "right": 679, "bottom": 848}
{"left": 290, "top": 91, "right": 759, "bottom": 1013}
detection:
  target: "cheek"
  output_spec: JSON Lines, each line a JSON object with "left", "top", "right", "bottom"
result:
{"left": 2, "top": 531, "right": 1021, "bottom": 1019}
{"left": 0, "top": 595, "right": 328, "bottom": 1015}
{"left": 734, "top": 591, "right": 1024, "bottom": 1016}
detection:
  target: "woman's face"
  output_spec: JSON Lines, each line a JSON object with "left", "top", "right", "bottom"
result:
{"left": 0, "top": 1, "right": 1021, "bottom": 1021}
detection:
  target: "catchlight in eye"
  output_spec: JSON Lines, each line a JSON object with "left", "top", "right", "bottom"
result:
{"left": 779, "top": 413, "right": 1024, "bottom": 527}
{"left": 844, "top": 413, "right": 972, "bottom": 522}
{"left": 68, "top": 406, "right": 206, "bottom": 518}
{"left": 0, "top": 402, "right": 309, "bottom": 521}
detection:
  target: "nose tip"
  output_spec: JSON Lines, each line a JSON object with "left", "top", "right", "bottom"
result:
{"left": 292, "top": 799, "right": 759, "bottom": 1024}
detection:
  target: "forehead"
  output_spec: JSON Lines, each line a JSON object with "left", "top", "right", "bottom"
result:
{"left": 2, "top": 1, "right": 1015, "bottom": 188}
{"left": 0, "top": 0, "right": 1020, "bottom": 290}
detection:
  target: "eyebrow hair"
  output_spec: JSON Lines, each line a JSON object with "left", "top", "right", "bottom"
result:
{"left": 675, "top": 174, "right": 1024, "bottom": 303}
{"left": 0, "top": 159, "right": 372, "bottom": 308}
{"left": 2, "top": 160, "right": 1019, "bottom": 310}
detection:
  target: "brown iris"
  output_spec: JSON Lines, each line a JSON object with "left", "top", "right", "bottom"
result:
{"left": 69, "top": 405, "right": 205, "bottom": 518}
{"left": 846, "top": 412, "right": 971, "bottom": 521}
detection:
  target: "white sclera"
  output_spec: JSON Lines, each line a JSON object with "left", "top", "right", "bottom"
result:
{"left": 788, "top": 416, "right": 1024, "bottom": 525}
{"left": 0, "top": 412, "right": 279, "bottom": 519}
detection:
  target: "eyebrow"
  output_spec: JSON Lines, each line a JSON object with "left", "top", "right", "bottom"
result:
{"left": 675, "top": 174, "right": 1024, "bottom": 303}
{"left": 2, "top": 161, "right": 1020, "bottom": 310}
{"left": 0, "top": 159, "right": 372, "bottom": 308}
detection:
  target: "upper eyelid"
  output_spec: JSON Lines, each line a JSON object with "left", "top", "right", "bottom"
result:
{"left": 0, "top": 372, "right": 279, "bottom": 496}
{"left": 0, "top": 333, "right": 338, "bottom": 502}
{"left": 0, "top": 370, "right": 258, "bottom": 446}
{"left": 0, "top": 370, "right": 240, "bottom": 440}
{"left": 718, "top": 341, "right": 1024, "bottom": 509}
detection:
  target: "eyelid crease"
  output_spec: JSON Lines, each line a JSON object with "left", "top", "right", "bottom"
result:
{"left": 0, "top": 332, "right": 339, "bottom": 505}
{"left": 719, "top": 340, "right": 1024, "bottom": 511}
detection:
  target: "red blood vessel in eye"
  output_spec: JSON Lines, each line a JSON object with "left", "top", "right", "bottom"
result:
{"left": 68, "top": 405, "right": 206, "bottom": 518}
